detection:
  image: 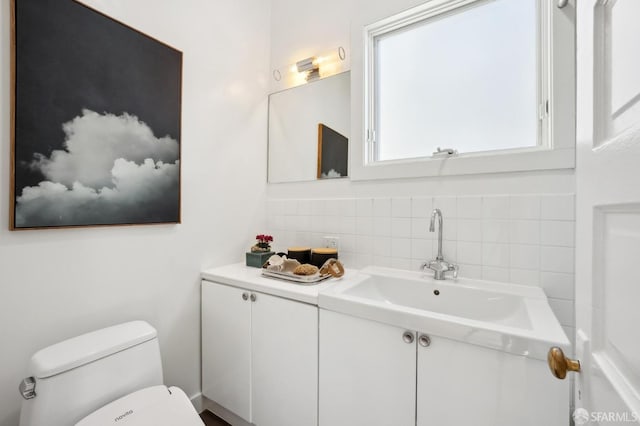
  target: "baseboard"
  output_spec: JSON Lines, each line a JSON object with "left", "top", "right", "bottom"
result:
{"left": 190, "top": 392, "right": 204, "bottom": 413}
{"left": 201, "top": 396, "right": 253, "bottom": 426}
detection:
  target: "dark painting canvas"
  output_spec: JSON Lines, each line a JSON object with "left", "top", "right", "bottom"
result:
{"left": 317, "top": 123, "right": 348, "bottom": 179}
{"left": 11, "top": 0, "right": 182, "bottom": 229}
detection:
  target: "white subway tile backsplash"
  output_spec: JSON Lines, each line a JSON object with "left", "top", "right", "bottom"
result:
{"left": 391, "top": 238, "right": 411, "bottom": 259}
{"left": 459, "top": 264, "right": 482, "bottom": 279}
{"left": 483, "top": 266, "right": 510, "bottom": 282}
{"left": 411, "top": 217, "right": 433, "bottom": 239}
{"left": 297, "top": 215, "right": 311, "bottom": 232}
{"left": 482, "top": 243, "right": 510, "bottom": 267}
{"left": 356, "top": 253, "right": 374, "bottom": 268}
{"left": 457, "top": 241, "right": 482, "bottom": 265}
{"left": 433, "top": 196, "right": 457, "bottom": 217}
{"left": 437, "top": 240, "right": 457, "bottom": 263}
{"left": 548, "top": 298, "right": 575, "bottom": 327}
{"left": 540, "top": 271, "right": 574, "bottom": 300}
{"left": 391, "top": 218, "right": 411, "bottom": 238}
{"left": 297, "top": 199, "right": 312, "bottom": 216}
{"left": 340, "top": 216, "right": 357, "bottom": 235}
{"left": 510, "top": 268, "right": 540, "bottom": 286}
{"left": 338, "top": 199, "right": 357, "bottom": 217}
{"left": 356, "top": 217, "right": 374, "bottom": 236}
{"left": 324, "top": 199, "right": 341, "bottom": 216}
{"left": 373, "top": 198, "right": 392, "bottom": 217}
{"left": 372, "top": 237, "right": 392, "bottom": 257}
{"left": 373, "top": 217, "right": 392, "bottom": 237}
{"left": 457, "top": 196, "right": 482, "bottom": 219}
{"left": 442, "top": 218, "right": 457, "bottom": 241}
{"left": 510, "top": 244, "right": 540, "bottom": 270}
{"left": 356, "top": 235, "right": 374, "bottom": 255}
{"left": 268, "top": 194, "right": 574, "bottom": 317}
{"left": 311, "top": 199, "right": 325, "bottom": 215}
{"left": 509, "top": 220, "right": 540, "bottom": 245}
{"left": 392, "top": 257, "right": 412, "bottom": 270}
{"left": 392, "top": 198, "right": 412, "bottom": 218}
{"left": 411, "top": 238, "right": 432, "bottom": 261}
{"left": 309, "top": 215, "right": 323, "bottom": 233}
{"left": 541, "top": 194, "right": 575, "bottom": 221}
{"left": 541, "top": 246, "right": 575, "bottom": 273}
{"left": 373, "top": 255, "right": 392, "bottom": 267}
{"left": 356, "top": 198, "right": 373, "bottom": 217}
{"left": 509, "top": 195, "right": 541, "bottom": 219}
{"left": 482, "top": 196, "right": 510, "bottom": 219}
{"left": 411, "top": 197, "right": 432, "bottom": 218}
{"left": 482, "top": 220, "right": 510, "bottom": 243}
{"left": 457, "top": 219, "right": 482, "bottom": 242}
{"left": 541, "top": 221, "right": 575, "bottom": 247}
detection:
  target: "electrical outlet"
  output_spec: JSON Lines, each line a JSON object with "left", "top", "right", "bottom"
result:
{"left": 323, "top": 236, "right": 340, "bottom": 250}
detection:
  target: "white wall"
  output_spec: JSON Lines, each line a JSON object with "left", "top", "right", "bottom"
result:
{"left": 0, "top": 1, "right": 270, "bottom": 424}
{"left": 268, "top": 0, "right": 576, "bottom": 341}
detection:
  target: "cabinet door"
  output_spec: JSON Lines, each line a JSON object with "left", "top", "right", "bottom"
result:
{"left": 417, "top": 335, "right": 568, "bottom": 426}
{"left": 202, "top": 281, "right": 252, "bottom": 421}
{"left": 319, "top": 310, "right": 416, "bottom": 426}
{"left": 251, "top": 293, "right": 318, "bottom": 426}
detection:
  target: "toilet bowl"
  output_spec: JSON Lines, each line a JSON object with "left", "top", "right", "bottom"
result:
{"left": 18, "top": 321, "right": 203, "bottom": 426}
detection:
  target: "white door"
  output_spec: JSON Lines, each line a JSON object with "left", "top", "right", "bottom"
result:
{"left": 252, "top": 293, "right": 318, "bottom": 426}
{"left": 574, "top": 0, "right": 640, "bottom": 424}
{"left": 201, "top": 281, "right": 252, "bottom": 421}
{"left": 318, "top": 310, "right": 416, "bottom": 426}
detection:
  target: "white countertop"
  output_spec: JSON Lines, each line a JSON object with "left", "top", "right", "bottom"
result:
{"left": 201, "top": 263, "right": 355, "bottom": 305}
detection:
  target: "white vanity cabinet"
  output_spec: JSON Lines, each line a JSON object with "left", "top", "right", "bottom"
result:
{"left": 202, "top": 279, "right": 318, "bottom": 426}
{"left": 416, "top": 334, "right": 567, "bottom": 426}
{"left": 319, "top": 310, "right": 416, "bottom": 426}
{"left": 319, "top": 309, "right": 568, "bottom": 426}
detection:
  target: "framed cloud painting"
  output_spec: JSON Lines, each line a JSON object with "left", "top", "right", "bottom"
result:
{"left": 10, "top": 0, "right": 182, "bottom": 229}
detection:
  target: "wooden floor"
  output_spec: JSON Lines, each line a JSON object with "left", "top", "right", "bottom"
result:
{"left": 200, "top": 410, "right": 230, "bottom": 426}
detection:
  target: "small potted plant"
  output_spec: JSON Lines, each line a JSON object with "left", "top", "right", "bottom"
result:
{"left": 246, "top": 234, "right": 275, "bottom": 267}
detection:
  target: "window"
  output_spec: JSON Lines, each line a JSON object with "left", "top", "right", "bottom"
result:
{"left": 353, "top": 0, "right": 575, "bottom": 180}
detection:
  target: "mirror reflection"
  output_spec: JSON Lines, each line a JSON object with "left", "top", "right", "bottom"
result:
{"left": 268, "top": 71, "right": 350, "bottom": 183}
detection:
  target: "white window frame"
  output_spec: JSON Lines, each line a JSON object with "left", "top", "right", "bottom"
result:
{"left": 350, "top": 0, "right": 575, "bottom": 181}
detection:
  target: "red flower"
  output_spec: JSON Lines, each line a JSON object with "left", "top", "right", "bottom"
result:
{"left": 255, "top": 234, "right": 273, "bottom": 244}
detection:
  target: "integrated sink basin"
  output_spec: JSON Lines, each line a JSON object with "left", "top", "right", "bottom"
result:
{"left": 343, "top": 272, "right": 533, "bottom": 329}
{"left": 318, "top": 266, "right": 569, "bottom": 360}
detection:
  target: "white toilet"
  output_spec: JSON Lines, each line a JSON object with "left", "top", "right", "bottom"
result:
{"left": 18, "top": 321, "right": 204, "bottom": 426}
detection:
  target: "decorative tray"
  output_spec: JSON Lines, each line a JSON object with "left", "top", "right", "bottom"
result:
{"left": 261, "top": 269, "right": 332, "bottom": 285}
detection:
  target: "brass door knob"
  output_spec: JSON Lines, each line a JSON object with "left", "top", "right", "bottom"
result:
{"left": 547, "top": 347, "right": 581, "bottom": 379}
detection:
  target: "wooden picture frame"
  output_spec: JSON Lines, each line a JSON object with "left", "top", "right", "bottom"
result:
{"left": 317, "top": 123, "right": 348, "bottom": 179}
{"left": 10, "top": 0, "right": 182, "bottom": 230}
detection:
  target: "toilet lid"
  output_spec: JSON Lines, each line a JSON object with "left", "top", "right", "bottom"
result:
{"left": 75, "top": 385, "right": 204, "bottom": 426}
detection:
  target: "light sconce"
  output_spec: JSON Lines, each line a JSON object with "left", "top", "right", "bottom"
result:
{"left": 273, "top": 46, "right": 346, "bottom": 86}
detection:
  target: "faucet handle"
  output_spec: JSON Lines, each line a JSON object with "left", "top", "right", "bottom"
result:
{"left": 449, "top": 264, "right": 459, "bottom": 280}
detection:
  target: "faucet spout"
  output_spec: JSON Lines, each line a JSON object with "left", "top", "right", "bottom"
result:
{"left": 422, "top": 208, "right": 457, "bottom": 280}
{"left": 430, "top": 208, "right": 443, "bottom": 260}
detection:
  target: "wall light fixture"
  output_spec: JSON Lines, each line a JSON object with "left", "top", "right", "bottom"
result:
{"left": 273, "top": 46, "right": 346, "bottom": 87}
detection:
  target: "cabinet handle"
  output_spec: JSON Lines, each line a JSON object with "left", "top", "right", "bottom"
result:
{"left": 242, "top": 292, "right": 249, "bottom": 301}
{"left": 250, "top": 293, "right": 257, "bottom": 302}
{"left": 402, "top": 331, "right": 415, "bottom": 344}
{"left": 418, "top": 334, "right": 431, "bottom": 347}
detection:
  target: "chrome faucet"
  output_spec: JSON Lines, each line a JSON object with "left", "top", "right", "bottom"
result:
{"left": 421, "top": 208, "right": 458, "bottom": 280}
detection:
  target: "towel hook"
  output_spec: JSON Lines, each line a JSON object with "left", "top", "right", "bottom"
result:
{"left": 558, "top": 0, "right": 569, "bottom": 8}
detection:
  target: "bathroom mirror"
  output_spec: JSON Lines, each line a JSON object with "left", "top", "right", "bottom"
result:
{"left": 268, "top": 71, "right": 350, "bottom": 183}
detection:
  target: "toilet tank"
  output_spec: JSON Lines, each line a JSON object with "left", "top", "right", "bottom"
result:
{"left": 19, "top": 321, "right": 163, "bottom": 426}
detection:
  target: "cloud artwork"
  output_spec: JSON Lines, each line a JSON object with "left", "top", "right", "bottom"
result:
{"left": 12, "top": 0, "right": 182, "bottom": 229}
{"left": 15, "top": 110, "right": 180, "bottom": 227}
